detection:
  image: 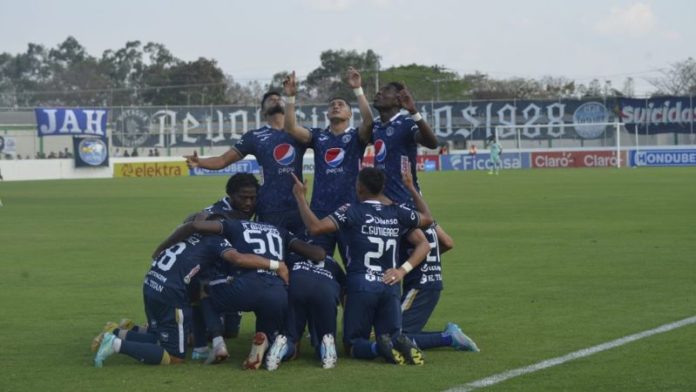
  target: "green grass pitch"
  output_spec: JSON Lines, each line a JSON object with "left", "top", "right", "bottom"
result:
{"left": 0, "top": 168, "right": 695, "bottom": 391}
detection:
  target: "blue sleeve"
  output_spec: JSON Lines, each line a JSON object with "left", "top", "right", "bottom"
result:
{"left": 396, "top": 204, "right": 420, "bottom": 230}
{"left": 232, "top": 131, "right": 255, "bottom": 157}
{"left": 403, "top": 118, "right": 420, "bottom": 144}
{"left": 329, "top": 203, "right": 353, "bottom": 230}
{"left": 221, "top": 220, "right": 238, "bottom": 241}
{"left": 211, "top": 235, "right": 236, "bottom": 258}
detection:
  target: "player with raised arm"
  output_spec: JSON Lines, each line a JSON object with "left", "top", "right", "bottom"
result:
{"left": 185, "top": 92, "right": 308, "bottom": 234}
{"left": 292, "top": 167, "right": 432, "bottom": 365}
{"left": 282, "top": 67, "right": 373, "bottom": 260}
{"left": 92, "top": 214, "right": 284, "bottom": 368}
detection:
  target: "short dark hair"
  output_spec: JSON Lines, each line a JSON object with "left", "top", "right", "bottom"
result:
{"left": 328, "top": 96, "right": 352, "bottom": 110}
{"left": 358, "top": 167, "right": 385, "bottom": 195}
{"left": 385, "top": 82, "right": 405, "bottom": 92}
{"left": 261, "top": 91, "right": 281, "bottom": 108}
{"left": 226, "top": 173, "right": 260, "bottom": 196}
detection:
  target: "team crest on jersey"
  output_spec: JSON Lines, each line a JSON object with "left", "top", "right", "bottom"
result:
{"left": 386, "top": 126, "right": 395, "bottom": 136}
{"left": 374, "top": 139, "right": 387, "bottom": 162}
{"left": 342, "top": 134, "right": 352, "bottom": 144}
{"left": 273, "top": 144, "right": 296, "bottom": 165}
{"left": 324, "top": 148, "right": 345, "bottom": 168}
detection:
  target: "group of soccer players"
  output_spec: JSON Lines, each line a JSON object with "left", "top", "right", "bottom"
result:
{"left": 92, "top": 67, "right": 479, "bottom": 370}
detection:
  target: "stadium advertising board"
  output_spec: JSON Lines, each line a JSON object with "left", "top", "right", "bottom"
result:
{"left": 189, "top": 160, "right": 260, "bottom": 176}
{"left": 619, "top": 97, "right": 695, "bottom": 134}
{"left": 531, "top": 150, "right": 626, "bottom": 168}
{"left": 111, "top": 96, "right": 694, "bottom": 148}
{"left": 114, "top": 161, "right": 189, "bottom": 177}
{"left": 35, "top": 108, "right": 108, "bottom": 137}
{"left": 416, "top": 155, "right": 440, "bottom": 171}
{"left": 629, "top": 149, "right": 696, "bottom": 167}
{"left": 440, "top": 153, "right": 530, "bottom": 171}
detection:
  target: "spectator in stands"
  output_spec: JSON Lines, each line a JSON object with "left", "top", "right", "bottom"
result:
{"left": 438, "top": 144, "right": 449, "bottom": 155}
{"left": 148, "top": 149, "right": 154, "bottom": 157}
{"left": 48, "top": 151, "right": 57, "bottom": 159}
{"left": 468, "top": 143, "right": 477, "bottom": 156}
{"left": 59, "top": 150, "right": 66, "bottom": 158}
{"left": 113, "top": 148, "right": 121, "bottom": 157}
{"left": 131, "top": 148, "right": 139, "bottom": 157}
{"left": 154, "top": 149, "right": 160, "bottom": 157}
{"left": 64, "top": 147, "right": 73, "bottom": 158}
{"left": 124, "top": 150, "right": 130, "bottom": 157}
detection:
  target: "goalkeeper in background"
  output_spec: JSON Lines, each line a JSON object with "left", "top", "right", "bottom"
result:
{"left": 486, "top": 135, "right": 502, "bottom": 175}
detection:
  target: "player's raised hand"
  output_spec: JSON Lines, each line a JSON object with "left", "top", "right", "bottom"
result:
{"left": 184, "top": 150, "right": 199, "bottom": 168}
{"left": 283, "top": 71, "right": 297, "bottom": 97}
{"left": 290, "top": 173, "right": 307, "bottom": 200}
{"left": 346, "top": 66, "right": 362, "bottom": 89}
{"left": 277, "top": 262, "right": 290, "bottom": 285}
{"left": 398, "top": 87, "right": 417, "bottom": 114}
{"left": 383, "top": 267, "right": 406, "bottom": 285}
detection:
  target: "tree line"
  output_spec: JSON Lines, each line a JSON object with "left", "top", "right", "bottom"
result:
{"left": 1, "top": 36, "right": 694, "bottom": 107}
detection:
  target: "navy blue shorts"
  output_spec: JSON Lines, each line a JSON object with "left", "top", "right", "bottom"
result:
{"left": 257, "top": 210, "right": 306, "bottom": 238}
{"left": 286, "top": 273, "right": 340, "bottom": 345}
{"left": 343, "top": 289, "right": 401, "bottom": 346}
{"left": 143, "top": 294, "right": 191, "bottom": 359}
{"left": 208, "top": 274, "right": 288, "bottom": 339}
{"left": 400, "top": 288, "right": 441, "bottom": 333}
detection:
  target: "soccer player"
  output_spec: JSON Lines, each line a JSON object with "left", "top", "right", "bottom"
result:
{"left": 401, "top": 224, "right": 480, "bottom": 352}
{"left": 185, "top": 91, "right": 307, "bottom": 234}
{"left": 486, "top": 135, "right": 503, "bottom": 175}
{"left": 155, "top": 173, "right": 326, "bottom": 369}
{"left": 291, "top": 168, "right": 432, "bottom": 365}
{"left": 265, "top": 253, "right": 346, "bottom": 370}
{"left": 282, "top": 67, "right": 373, "bottom": 260}
{"left": 92, "top": 215, "right": 286, "bottom": 368}
{"left": 371, "top": 81, "right": 438, "bottom": 205}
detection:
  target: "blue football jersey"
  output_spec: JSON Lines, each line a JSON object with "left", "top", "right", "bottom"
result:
{"left": 329, "top": 201, "right": 420, "bottom": 293}
{"left": 145, "top": 233, "right": 234, "bottom": 306}
{"left": 286, "top": 254, "right": 346, "bottom": 294}
{"left": 220, "top": 219, "right": 293, "bottom": 283}
{"left": 232, "top": 126, "right": 307, "bottom": 215}
{"left": 401, "top": 225, "right": 443, "bottom": 291}
{"left": 371, "top": 113, "right": 421, "bottom": 207}
{"left": 205, "top": 196, "right": 235, "bottom": 218}
{"left": 308, "top": 127, "right": 366, "bottom": 217}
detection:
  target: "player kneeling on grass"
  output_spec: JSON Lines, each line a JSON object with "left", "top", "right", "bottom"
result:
{"left": 93, "top": 214, "right": 286, "bottom": 367}
{"left": 265, "top": 253, "right": 346, "bottom": 370}
{"left": 292, "top": 168, "right": 433, "bottom": 365}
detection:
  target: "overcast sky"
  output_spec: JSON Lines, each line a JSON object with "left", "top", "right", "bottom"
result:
{"left": 1, "top": 0, "right": 693, "bottom": 95}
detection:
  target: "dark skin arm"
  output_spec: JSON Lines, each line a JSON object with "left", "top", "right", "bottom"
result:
{"left": 402, "top": 167, "right": 434, "bottom": 228}
{"left": 289, "top": 239, "right": 327, "bottom": 262}
{"left": 221, "top": 249, "right": 289, "bottom": 285}
{"left": 435, "top": 224, "right": 454, "bottom": 253}
{"left": 398, "top": 87, "right": 438, "bottom": 149}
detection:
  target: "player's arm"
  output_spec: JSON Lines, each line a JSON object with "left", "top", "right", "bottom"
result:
{"left": 399, "top": 87, "right": 438, "bottom": 149}
{"left": 290, "top": 173, "right": 338, "bottom": 236}
{"left": 402, "top": 168, "right": 434, "bottom": 228}
{"left": 282, "top": 71, "right": 312, "bottom": 144}
{"left": 346, "top": 67, "right": 374, "bottom": 144}
{"left": 151, "top": 220, "right": 223, "bottom": 259}
{"left": 289, "top": 238, "right": 327, "bottom": 262}
{"left": 184, "top": 148, "right": 242, "bottom": 170}
{"left": 383, "top": 229, "right": 430, "bottom": 285}
{"left": 434, "top": 223, "right": 454, "bottom": 253}
{"left": 222, "top": 249, "right": 289, "bottom": 285}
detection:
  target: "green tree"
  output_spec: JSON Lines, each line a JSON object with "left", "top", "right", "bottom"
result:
{"left": 304, "top": 49, "right": 381, "bottom": 102}
{"left": 379, "top": 64, "right": 469, "bottom": 101}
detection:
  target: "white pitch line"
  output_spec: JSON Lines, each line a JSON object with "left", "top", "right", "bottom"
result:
{"left": 445, "top": 315, "right": 696, "bottom": 392}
